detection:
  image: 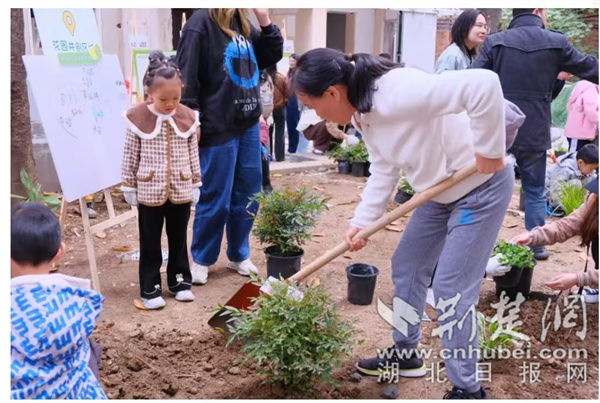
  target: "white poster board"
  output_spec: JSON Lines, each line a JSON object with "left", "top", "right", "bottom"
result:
{"left": 33, "top": 8, "right": 102, "bottom": 64}
{"left": 400, "top": 11, "right": 437, "bottom": 73}
{"left": 23, "top": 55, "right": 129, "bottom": 202}
{"left": 129, "top": 34, "right": 149, "bottom": 49}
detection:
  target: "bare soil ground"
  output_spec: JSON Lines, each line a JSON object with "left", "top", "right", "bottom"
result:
{"left": 55, "top": 168, "right": 598, "bottom": 399}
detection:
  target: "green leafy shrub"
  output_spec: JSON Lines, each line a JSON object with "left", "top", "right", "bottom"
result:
{"left": 554, "top": 146, "right": 568, "bottom": 153}
{"left": 224, "top": 278, "right": 359, "bottom": 389}
{"left": 346, "top": 141, "right": 369, "bottom": 163}
{"left": 250, "top": 187, "right": 329, "bottom": 256}
{"left": 328, "top": 145, "right": 350, "bottom": 162}
{"left": 492, "top": 240, "right": 534, "bottom": 269}
{"left": 11, "top": 169, "right": 61, "bottom": 212}
{"left": 477, "top": 311, "right": 530, "bottom": 360}
{"left": 398, "top": 177, "right": 414, "bottom": 194}
{"left": 558, "top": 181, "right": 587, "bottom": 215}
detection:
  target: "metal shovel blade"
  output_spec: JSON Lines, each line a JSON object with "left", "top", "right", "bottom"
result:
{"left": 207, "top": 281, "right": 261, "bottom": 333}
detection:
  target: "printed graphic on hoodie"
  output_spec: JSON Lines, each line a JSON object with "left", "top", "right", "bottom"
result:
{"left": 11, "top": 282, "right": 106, "bottom": 399}
{"left": 225, "top": 34, "right": 260, "bottom": 112}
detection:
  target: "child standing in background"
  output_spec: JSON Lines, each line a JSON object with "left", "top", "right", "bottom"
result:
{"left": 121, "top": 50, "right": 201, "bottom": 310}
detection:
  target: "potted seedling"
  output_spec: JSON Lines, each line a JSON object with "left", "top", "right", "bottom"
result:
{"left": 250, "top": 187, "right": 329, "bottom": 280}
{"left": 554, "top": 146, "right": 568, "bottom": 158}
{"left": 329, "top": 145, "right": 351, "bottom": 174}
{"left": 348, "top": 141, "right": 369, "bottom": 177}
{"left": 395, "top": 177, "right": 415, "bottom": 204}
{"left": 224, "top": 278, "right": 358, "bottom": 390}
{"left": 558, "top": 181, "right": 587, "bottom": 215}
{"left": 477, "top": 311, "right": 530, "bottom": 361}
{"left": 491, "top": 240, "right": 536, "bottom": 300}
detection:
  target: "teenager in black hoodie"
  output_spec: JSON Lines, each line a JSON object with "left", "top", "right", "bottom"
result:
{"left": 176, "top": 9, "right": 283, "bottom": 284}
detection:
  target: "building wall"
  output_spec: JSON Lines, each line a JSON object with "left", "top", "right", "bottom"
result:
{"left": 353, "top": 9, "right": 375, "bottom": 53}
{"left": 435, "top": 15, "right": 454, "bottom": 61}
{"left": 294, "top": 8, "right": 327, "bottom": 54}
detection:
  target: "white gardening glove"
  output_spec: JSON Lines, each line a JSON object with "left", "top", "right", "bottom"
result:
{"left": 123, "top": 189, "right": 138, "bottom": 206}
{"left": 191, "top": 187, "right": 200, "bottom": 204}
{"left": 346, "top": 135, "right": 360, "bottom": 146}
{"left": 485, "top": 254, "right": 511, "bottom": 277}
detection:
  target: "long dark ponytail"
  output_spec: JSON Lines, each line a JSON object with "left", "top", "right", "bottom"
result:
{"left": 292, "top": 48, "right": 401, "bottom": 113}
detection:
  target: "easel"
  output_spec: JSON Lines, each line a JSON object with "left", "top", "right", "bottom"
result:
{"left": 78, "top": 189, "right": 138, "bottom": 293}
{"left": 49, "top": 195, "right": 69, "bottom": 273}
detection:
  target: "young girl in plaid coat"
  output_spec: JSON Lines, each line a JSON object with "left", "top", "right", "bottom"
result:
{"left": 121, "top": 50, "right": 201, "bottom": 310}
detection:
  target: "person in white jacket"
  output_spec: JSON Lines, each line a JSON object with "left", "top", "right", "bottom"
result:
{"left": 292, "top": 48, "right": 524, "bottom": 399}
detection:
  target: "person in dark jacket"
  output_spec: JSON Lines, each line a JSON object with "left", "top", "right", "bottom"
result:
{"left": 471, "top": 8, "right": 598, "bottom": 261}
{"left": 176, "top": 8, "right": 283, "bottom": 284}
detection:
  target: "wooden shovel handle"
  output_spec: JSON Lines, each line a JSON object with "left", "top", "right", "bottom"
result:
{"left": 290, "top": 162, "right": 479, "bottom": 282}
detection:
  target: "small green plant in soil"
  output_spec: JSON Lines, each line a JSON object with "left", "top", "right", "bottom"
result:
{"left": 398, "top": 177, "right": 415, "bottom": 194}
{"left": 492, "top": 240, "right": 534, "bottom": 269}
{"left": 250, "top": 187, "right": 329, "bottom": 256}
{"left": 328, "top": 145, "right": 350, "bottom": 162}
{"left": 477, "top": 311, "right": 530, "bottom": 360}
{"left": 223, "top": 277, "right": 359, "bottom": 390}
{"left": 558, "top": 181, "right": 587, "bottom": 215}
{"left": 346, "top": 140, "right": 369, "bottom": 164}
{"left": 11, "top": 169, "right": 61, "bottom": 212}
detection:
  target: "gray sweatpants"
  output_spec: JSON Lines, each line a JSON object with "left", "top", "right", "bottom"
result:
{"left": 391, "top": 164, "right": 514, "bottom": 393}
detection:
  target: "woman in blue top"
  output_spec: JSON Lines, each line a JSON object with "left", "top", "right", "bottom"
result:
{"left": 435, "top": 9, "right": 488, "bottom": 73}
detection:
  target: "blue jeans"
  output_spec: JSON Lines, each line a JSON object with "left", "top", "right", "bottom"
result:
{"left": 286, "top": 96, "right": 300, "bottom": 153}
{"left": 191, "top": 123, "right": 262, "bottom": 265}
{"left": 510, "top": 148, "right": 547, "bottom": 230}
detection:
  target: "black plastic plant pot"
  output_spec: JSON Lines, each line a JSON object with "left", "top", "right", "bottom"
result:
{"left": 352, "top": 162, "right": 367, "bottom": 177}
{"left": 346, "top": 263, "right": 380, "bottom": 305}
{"left": 338, "top": 160, "right": 351, "bottom": 174}
{"left": 265, "top": 246, "right": 304, "bottom": 280}
{"left": 493, "top": 266, "right": 523, "bottom": 288}
{"left": 495, "top": 260, "right": 537, "bottom": 301}
{"left": 365, "top": 161, "right": 371, "bottom": 177}
{"left": 395, "top": 190, "right": 414, "bottom": 204}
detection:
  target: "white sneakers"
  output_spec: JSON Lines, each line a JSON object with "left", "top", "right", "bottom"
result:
{"left": 142, "top": 290, "right": 194, "bottom": 310}
{"left": 191, "top": 259, "right": 258, "bottom": 285}
{"left": 142, "top": 296, "right": 166, "bottom": 310}
{"left": 191, "top": 262, "right": 209, "bottom": 285}
{"left": 227, "top": 259, "right": 259, "bottom": 276}
{"left": 174, "top": 289, "right": 195, "bottom": 302}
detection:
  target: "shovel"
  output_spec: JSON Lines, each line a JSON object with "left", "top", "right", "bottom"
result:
{"left": 208, "top": 162, "right": 479, "bottom": 332}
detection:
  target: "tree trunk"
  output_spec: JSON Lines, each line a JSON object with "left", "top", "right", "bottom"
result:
{"left": 11, "top": 9, "right": 37, "bottom": 199}
{"left": 479, "top": 8, "right": 503, "bottom": 33}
